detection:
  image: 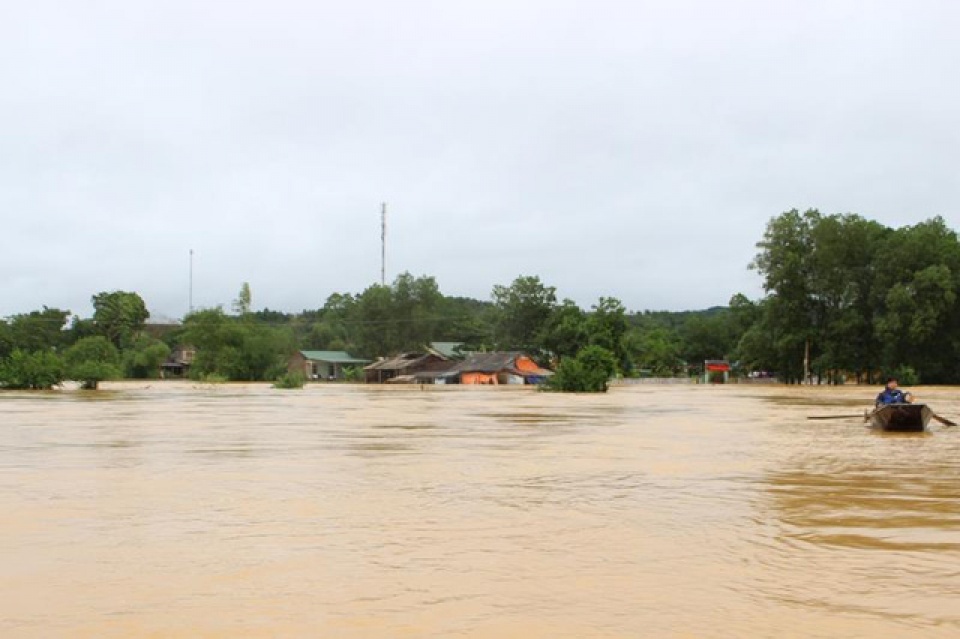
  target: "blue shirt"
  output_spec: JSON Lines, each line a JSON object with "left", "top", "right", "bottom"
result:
{"left": 876, "top": 388, "right": 909, "bottom": 405}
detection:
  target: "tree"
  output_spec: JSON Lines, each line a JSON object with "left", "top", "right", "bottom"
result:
{"left": 92, "top": 291, "right": 149, "bottom": 349}
{"left": 626, "top": 327, "right": 683, "bottom": 376}
{"left": 586, "top": 297, "right": 629, "bottom": 373}
{"left": 391, "top": 272, "right": 444, "bottom": 350}
{"left": 233, "top": 282, "right": 252, "bottom": 315}
{"left": 750, "top": 209, "right": 820, "bottom": 382}
{"left": 6, "top": 307, "right": 71, "bottom": 353}
{"left": 65, "top": 336, "right": 121, "bottom": 390}
{"left": 539, "top": 300, "right": 588, "bottom": 361}
{"left": 492, "top": 275, "right": 557, "bottom": 352}
{"left": 0, "top": 350, "right": 64, "bottom": 389}
{"left": 679, "top": 312, "right": 736, "bottom": 367}
{"left": 546, "top": 345, "right": 617, "bottom": 393}
{"left": 123, "top": 336, "right": 172, "bottom": 379}
{"left": 0, "top": 320, "right": 12, "bottom": 359}
{"left": 181, "top": 308, "right": 294, "bottom": 381}
{"left": 871, "top": 218, "right": 960, "bottom": 382}
{"left": 349, "top": 284, "right": 397, "bottom": 357}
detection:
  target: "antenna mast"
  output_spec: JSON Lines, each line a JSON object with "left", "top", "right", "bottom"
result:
{"left": 381, "top": 202, "right": 387, "bottom": 286}
{"left": 189, "top": 248, "right": 194, "bottom": 315}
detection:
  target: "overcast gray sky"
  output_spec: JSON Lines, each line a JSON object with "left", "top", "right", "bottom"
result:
{"left": 2, "top": 0, "right": 958, "bottom": 319}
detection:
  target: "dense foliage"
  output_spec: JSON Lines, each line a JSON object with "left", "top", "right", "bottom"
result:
{"left": 546, "top": 346, "right": 618, "bottom": 393}
{"left": 741, "top": 210, "right": 960, "bottom": 384}
{"left": 65, "top": 336, "right": 122, "bottom": 390}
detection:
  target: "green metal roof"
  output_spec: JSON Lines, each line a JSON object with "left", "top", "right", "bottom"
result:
{"left": 299, "top": 350, "right": 371, "bottom": 364}
{"left": 430, "top": 341, "right": 467, "bottom": 359}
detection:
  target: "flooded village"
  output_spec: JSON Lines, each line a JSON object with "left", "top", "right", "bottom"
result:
{"left": 5, "top": 1, "right": 960, "bottom": 637}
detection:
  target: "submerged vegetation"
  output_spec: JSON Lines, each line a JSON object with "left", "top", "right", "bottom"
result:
{"left": 545, "top": 346, "right": 618, "bottom": 393}
{"left": 3, "top": 210, "right": 960, "bottom": 390}
{"left": 273, "top": 371, "right": 306, "bottom": 389}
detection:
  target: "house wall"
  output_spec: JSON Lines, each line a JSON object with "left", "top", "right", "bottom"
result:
{"left": 462, "top": 372, "right": 497, "bottom": 385}
{"left": 365, "top": 355, "right": 450, "bottom": 384}
{"left": 288, "top": 353, "right": 308, "bottom": 376}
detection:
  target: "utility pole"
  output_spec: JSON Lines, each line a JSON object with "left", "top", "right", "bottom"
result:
{"left": 189, "top": 248, "right": 194, "bottom": 315}
{"left": 381, "top": 202, "right": 387, "bottom": 286}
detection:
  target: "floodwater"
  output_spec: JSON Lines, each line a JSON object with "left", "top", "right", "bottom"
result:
{"left": 1, "top": 382, "right": 958, "bottom": 638}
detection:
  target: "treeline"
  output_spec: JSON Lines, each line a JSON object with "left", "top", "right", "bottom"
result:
{"left": 4, "top": 209, "right": 958, "bottom": 388}
{"left": 0, "top": 275, "right": 742, "bottom": 388}
{"left": 243, "top": 273, "right": 745, "bottom": 378}
{"left": 0, "top": 292, "right": 169, "bottom": 389}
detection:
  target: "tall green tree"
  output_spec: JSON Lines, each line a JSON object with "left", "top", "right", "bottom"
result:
{"left": 750, "top": 209, "right": 821, "bottom": 382}
{"left": 492, "top": 275, "right": 557, "bottom": 352}
{"left": 92, "top": 291, "right": 149, "bottom": 349}
{"left": 6, "top": 307, "right": 71, "bottom": 353}
{"left": 539, "top": 300, "right": 588, "bottom": 361}
{"left": 586, "top": 297, "right": 629, "bottom": 372}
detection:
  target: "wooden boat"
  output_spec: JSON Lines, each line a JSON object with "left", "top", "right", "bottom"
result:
{"left": 866, "top": 403, "right": 932, "bottom": 432}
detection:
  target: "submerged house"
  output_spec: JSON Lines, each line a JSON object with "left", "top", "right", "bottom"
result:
{"left": 452, "top": 352, "right": 553, "bottom": 385}
{"left": 364, "top": 352, "right": 450, "bottom": 384}
{"left": 288, "top": 350, "right": 371, "bottom": 381}
{"left": 159, "top": 345, "right": 196, "bottom": 378}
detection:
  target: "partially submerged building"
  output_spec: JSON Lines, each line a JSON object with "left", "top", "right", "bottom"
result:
{"left": 160, "top": 345, "right": 196, "bottom": 379}
{"left": 289, "top": 350, "right": 371, "bottom": 381}
{"left": 364, "top": 352, "right": 451, "bottom": 384}
{"left": 452, "top": 351, "right": 552, "bottom": 385}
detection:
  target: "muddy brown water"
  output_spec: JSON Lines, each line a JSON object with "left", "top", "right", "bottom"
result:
{"left": 1, "top": 382, "right": 958, "bottom": 638}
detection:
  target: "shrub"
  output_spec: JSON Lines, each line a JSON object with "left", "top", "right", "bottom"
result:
{"left": 123, "top": 336, "right": 171, "bottom": 379}
{"left": 65, "top": 336, "right": 122, "bottom": 390}
{"left": 273, "top": 371, "right": 306, "bottom": 389}
{"left": 198, "top": 372, "right": 228, "bottom": 384}
{"left": 0, "top": 349, "right": 65, "bottom": 389}
{"left": 342, "top": 365, "right": 364, "bottom": 382}
{"left": 545, "top": 345, "right": 617, "bottom": 393}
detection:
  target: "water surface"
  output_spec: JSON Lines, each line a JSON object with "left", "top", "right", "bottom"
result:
{"left": 2, "top": 382, "right": 958, "bottom": 637}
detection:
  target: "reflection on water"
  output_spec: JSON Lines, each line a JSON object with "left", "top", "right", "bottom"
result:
{"left": 1, "top": 382, "right": 958, "bottom": 638}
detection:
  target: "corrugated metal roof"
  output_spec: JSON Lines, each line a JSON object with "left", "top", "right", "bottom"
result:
{"left": 299, "top": 350, "right": 371, "bottom": 364}
{"left": 452, "top": 352, "right": 553, "bottom": 377}
{"left": 364, "top": 352, "right": 439, "bottom": 371}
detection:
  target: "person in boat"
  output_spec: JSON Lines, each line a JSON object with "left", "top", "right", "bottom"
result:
{"left": 876, "top": 377, "right": 913, "bottom": 406}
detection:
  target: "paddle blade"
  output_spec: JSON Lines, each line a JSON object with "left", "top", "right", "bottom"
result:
{"left": 931, "top": 413, "right": 958, "bottom": 427}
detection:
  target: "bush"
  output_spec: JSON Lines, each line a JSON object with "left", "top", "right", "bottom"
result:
{"left": 545, "top": 345, "right": 617, "bottom": 393}
{"left": 273, "top": 371, "right": 306, "bottom": 389}
{"left": 198, "top": 372, "right": 228, "bottom": 384}
{"left": 123, "top": 336, "right": 171, "bottom": 379}
{"left": 342, "top": 365, "right": 364, "bottom": 382}
{"left": 0, "top": 349, "right": 65, "bottom": 389}
{"left": 65, "top": 336, "right": 122, "bottom": 390}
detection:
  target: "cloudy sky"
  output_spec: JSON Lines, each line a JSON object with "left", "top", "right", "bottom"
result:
{"left": 2, "top": 1, "right": 958, "bottom": 319}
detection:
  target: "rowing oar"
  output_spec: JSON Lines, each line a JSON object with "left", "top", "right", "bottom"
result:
{"left": 807, "top": 414, "right": 866, "bottom": 420}
{"left": 931, "top": 413, "right": 958, "bottom": 427}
